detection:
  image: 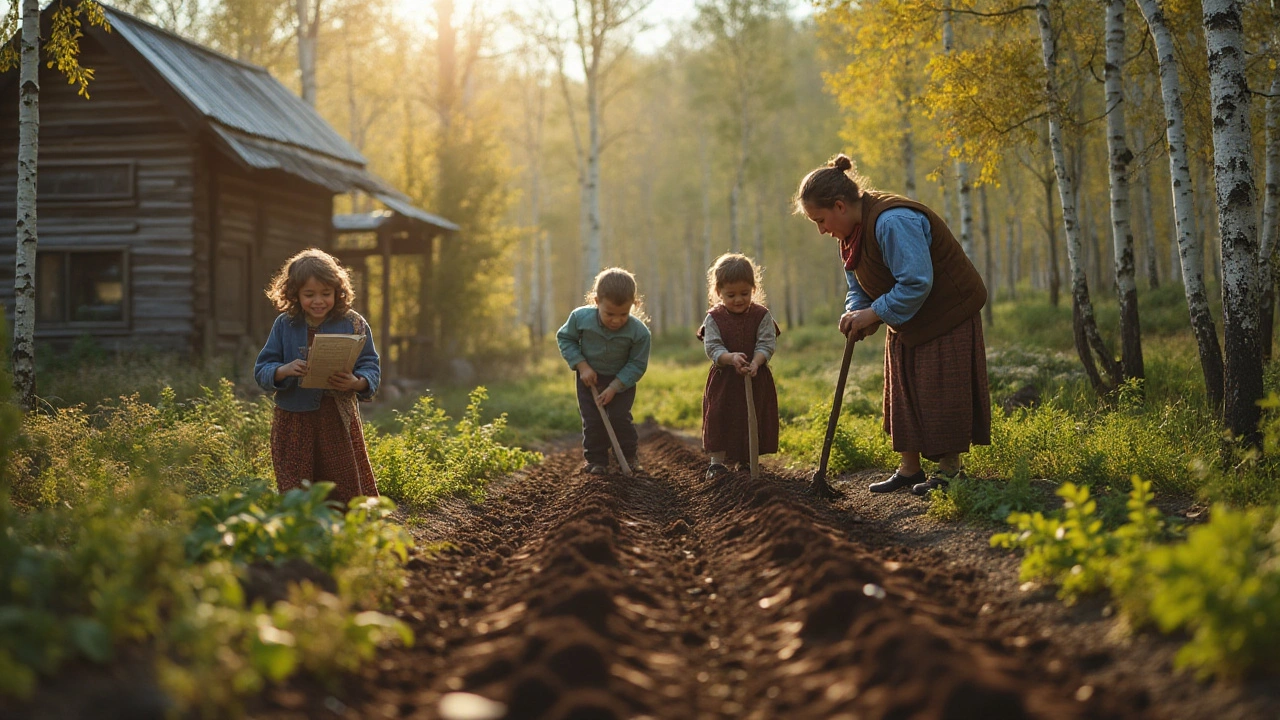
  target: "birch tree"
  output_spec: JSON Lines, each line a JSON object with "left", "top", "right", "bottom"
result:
{"left": 543, "top": 0, "right": 652, "bottom": 289}
{"left": 941, "top": 0, "right": 975, "bottom": 260}
{"left": 1035, "top": 0, "right": 1120, "bottom": 393}
{"left": 1202, "top": 0, "right": 1261, "bottom": 440}
{"left": 1104, "top": 0, "right": 1143, "bottom": 381}
{"left": 3, "top": 0, "right": 109, "bottom": 411}
{"left": 693, "top": 0, "right": 785, "bottom": 254}
{"left": 295, "top": 0, "right": 320, "bottom": 106}
{"left": 1258, "top": 12, "right": 1279, "bottom": 361}
{"left": 1135, "top": 0, "right": 1224, "bottom": 411}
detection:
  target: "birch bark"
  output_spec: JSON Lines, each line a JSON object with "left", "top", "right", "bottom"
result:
{"left": 1203, "top": 0, "right": 1261, "bottom": 439}
{"left": 1036, "top": 0, "right": 1121, "bottom": 393}
{"left": 1135, "top": 0, "right": 1224, "bottom": 411}
{"left": 12, "top": 0, "right": 40, "bottom": 411}
{"left": 1105, "top": 0, "right": 1144, "bottom": 381}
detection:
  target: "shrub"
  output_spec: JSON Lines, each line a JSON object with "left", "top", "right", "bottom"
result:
{"left": 1127, "top": 507, "right": 1280, "bottom": 680}
{"left": 8, "top": 381, "right": 272, "bottom": 510}
{"left": 368, "top": 388, "right": 540, "bottom": 510}
{"left": 778, "top": 401, "right": 897, "bottom": 474}
{"left": 991, "top": 477, "right": 1165, "bottom": 604}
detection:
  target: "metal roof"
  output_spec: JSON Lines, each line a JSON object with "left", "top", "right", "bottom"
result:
{"left": 95, "top": 5, "right": 458, "bottom": 232}
{"left": 333, "top": 205, "right": 460, "bottom": 234}
{"left": 103, "top": 6, "right": 365, "bottom": 166}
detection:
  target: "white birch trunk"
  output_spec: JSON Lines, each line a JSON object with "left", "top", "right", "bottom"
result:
{"left": 1135, "top": 0, "right": 1224, "bottom": 410}
{"left": 899, "top": 82, "right": 917, "bottom": 199}
{"left": 942, "top": 2, "right": 975, "bottom": 259}
{"left": 583, "top": 67, "right": 602, "bottom": 287}
{"left": 1037, "top": 0, "right": 1120, "bottom": 392}
{"left": 1133, "top": 123, "right": 1160, "bottom": 287}
{"left": 753, "top": 192, "right": 764, "bottom": 264}
{"left": 1260, "top": 44, "right": 1280, "bottom": 361}
{"left": 295, "top": 0, "right": 319, "bottom": 107}
{"left": 1203, "top": 0, "right": 1261, "bottom": 438}
{"left": 980, "top": 184, "right": 994, "bottom": 324}
{"left": 1105, "top": 0, "right": 1144, "bottom": 380}
{"left": 701, "top": 133, "right": 712, "bottom": 277}
{"left": 541, "top": 230, "right": 554, "bottom": 337}
{"left": 12, "top": 0, "right": 40, "bottom": 410}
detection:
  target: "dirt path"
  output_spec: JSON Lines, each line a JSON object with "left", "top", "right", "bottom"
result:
{"left": 259, "top": 428, "right": 1185, "bottom": 720}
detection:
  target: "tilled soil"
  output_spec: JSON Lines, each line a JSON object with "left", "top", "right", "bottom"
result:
{"left": 259, "top": 429, "right": 1171, "bottom": 720}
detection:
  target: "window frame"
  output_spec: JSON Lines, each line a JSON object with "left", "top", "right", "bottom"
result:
{"left": 34, "top": 246, "right": 131, "bottom": 336}
{"left": 39, "top": 160, "right": 138, "bottom": 206}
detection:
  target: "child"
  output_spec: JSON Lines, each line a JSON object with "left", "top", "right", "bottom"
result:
{"left": 556, "top": 267, "right": 652, "bottom": 475}
{"left": 699, "top": 253, "right": 780, "bottom": 479}
{"left": 254, "top": 248, "right": 381, "bottom": 505}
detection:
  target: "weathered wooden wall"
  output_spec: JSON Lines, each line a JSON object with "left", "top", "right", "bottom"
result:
{"left": 0, "top": 35, "right": 197, "bottom": 352}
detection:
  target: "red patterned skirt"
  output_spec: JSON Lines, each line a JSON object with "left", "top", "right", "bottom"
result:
{"left": 883, "top": 313, "right": 991, "bottom": 460}
{"left": 270, "top": 395, "right": 378, "bottom": 506}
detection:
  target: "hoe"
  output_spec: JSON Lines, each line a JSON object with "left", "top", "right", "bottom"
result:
{"left": 808, "top": 330, "right": 857, "bottom": 498}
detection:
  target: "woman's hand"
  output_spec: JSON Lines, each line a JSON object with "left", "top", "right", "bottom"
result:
{"left": 839, "top": 309, "right": 881, "bottom": 337}
{"left": 328, "top": 371, "right": 369, "bottom": 392}
{"left": 274, "top": 359, "right": 308, "bottom": 381}
{"left": 742, "top": 360, "right": 759, "bottom": 377}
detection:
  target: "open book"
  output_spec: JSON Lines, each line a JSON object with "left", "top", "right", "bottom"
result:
{"left": 300, "top": 333, "right": 367, "bottom": 389}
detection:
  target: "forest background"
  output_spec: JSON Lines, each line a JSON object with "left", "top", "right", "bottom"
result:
{"left": 102, "top": 0, "right": 1277, "bottom": 416}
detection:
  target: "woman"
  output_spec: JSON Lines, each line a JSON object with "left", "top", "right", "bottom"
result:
{"left": 794, "top": 154, "right": 990, "bottom": 497}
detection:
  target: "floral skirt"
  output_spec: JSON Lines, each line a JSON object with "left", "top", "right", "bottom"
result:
{"left": 270, "top": 395, "right": 378, "bottom": 506}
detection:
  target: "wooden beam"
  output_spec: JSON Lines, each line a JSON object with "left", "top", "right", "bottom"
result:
{"left": 380, "top": 227, "right": 392, "bottom": 379}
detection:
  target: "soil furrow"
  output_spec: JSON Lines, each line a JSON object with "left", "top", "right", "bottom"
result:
{"left": 259, "top": 429, "right": 1150, "bottom": 719}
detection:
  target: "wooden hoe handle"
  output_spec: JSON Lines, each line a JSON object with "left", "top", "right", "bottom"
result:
{"left": 590, "top": 384, "right": 633, "bottom": 478}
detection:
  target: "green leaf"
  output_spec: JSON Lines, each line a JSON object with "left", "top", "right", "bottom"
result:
{"left": 68, "top": 616, "right": 112, "bottom": 663}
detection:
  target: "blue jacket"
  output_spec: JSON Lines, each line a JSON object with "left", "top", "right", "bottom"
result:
{"left": 254, "top": 311, "right": 380, "bottom": 412}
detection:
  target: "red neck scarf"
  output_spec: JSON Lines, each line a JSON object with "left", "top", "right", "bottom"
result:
{"left": 839, "top": 221, "right": 864, "bottom": 271}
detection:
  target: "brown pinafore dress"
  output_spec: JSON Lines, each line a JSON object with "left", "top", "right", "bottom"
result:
{"left": 700, "top": 303, "right": 780, "bottom": 465}
{"left": 270, "top": 318, "right": 378, "bottom": 505}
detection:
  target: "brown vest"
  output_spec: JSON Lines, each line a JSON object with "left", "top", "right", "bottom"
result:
{"left": 853, "top": 190, "right": 986, "bottom": 347}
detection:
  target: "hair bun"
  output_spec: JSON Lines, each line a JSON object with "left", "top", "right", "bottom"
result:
{"left": 829, "top": 154, "right": 854, "bottom": 172}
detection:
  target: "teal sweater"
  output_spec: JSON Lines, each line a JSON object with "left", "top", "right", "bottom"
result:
{"left": 556, "top": 305, "right": 651, "bottom": 390}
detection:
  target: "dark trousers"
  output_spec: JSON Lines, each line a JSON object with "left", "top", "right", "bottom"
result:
{"left": 576, "top": 374, "right": 638, "bottom": 465}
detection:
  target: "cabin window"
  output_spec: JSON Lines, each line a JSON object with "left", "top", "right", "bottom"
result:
{"left": 39, "top": 162, "right": 135, "bottom": 202}
{"left": 35, "top": 249, "right": 128, "bottom": 327}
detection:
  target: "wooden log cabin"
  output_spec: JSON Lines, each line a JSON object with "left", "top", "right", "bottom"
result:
{"left": 0, "top": 5, "right": 454, "bottom": 369}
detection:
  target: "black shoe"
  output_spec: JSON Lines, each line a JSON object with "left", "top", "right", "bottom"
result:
{"left": 706, "top": 462, "right": 730, "bottom": 480}
{"left": 625, "top": 457, "right": 643, "bottom": 473}
{"left": 586, "top": 464, "right": 608, "bottom": 476}
{"left": 910, "top": 470, "right": 965, "bottom": 497}
{"left": 870, "top": 470, "right": 925, "bottom": 493}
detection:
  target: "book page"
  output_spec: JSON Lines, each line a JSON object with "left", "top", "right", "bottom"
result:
{"left": 300, "top": 334, "right": 366, "bottom": 389}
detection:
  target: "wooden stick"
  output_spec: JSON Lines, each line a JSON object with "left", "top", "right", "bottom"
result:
{"left": 811, "top": 331, "right": 857, "bottom": 497}
{"left": 744, "top": 372, "right": 760, "bottom": 480}
{"left": 589, "top": 384, "right": 633, "bottom": 477}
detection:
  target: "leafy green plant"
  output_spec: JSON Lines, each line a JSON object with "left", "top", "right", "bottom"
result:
{"left": 1124, "top": 507, "right": 1280, "bottom": 680}
{"left": 991, "top": 477, "right": 1164, "bottom": 604}
{"left": 369, "top": 388, "right": 540, "bottom": 509}
{"left": 927, "top": 459, "right": 1042, "bottom": 523}
{"left": 186, "top": 481, "right": 410, "bottom": 608}
{"left": 778, "top": 400, "right": 896, "bottom": 474}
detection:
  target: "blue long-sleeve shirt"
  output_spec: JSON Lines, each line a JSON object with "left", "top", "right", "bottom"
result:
{"left": 844, "top": 207, "right": 935, "bottom": 327}
{"left": 556, "top": 305, "right": 651, "bottom": 390}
